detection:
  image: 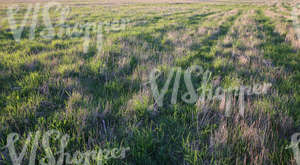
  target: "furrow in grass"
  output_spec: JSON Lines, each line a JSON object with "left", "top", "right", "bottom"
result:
{"left": 253, "top": 9, "right": 300, "bottom": 164}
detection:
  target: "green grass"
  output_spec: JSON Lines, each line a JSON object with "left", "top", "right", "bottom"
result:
{"left": 0, "top": 1, "right": 299, "bottom": 165}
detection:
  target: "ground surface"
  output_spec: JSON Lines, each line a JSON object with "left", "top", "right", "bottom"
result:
{"left": 0, "top": 0, "right": 300, "bottom": 164}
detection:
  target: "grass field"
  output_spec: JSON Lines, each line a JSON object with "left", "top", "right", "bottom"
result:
{"left": 0, "top": 0, "right": 300, "bottom": 164}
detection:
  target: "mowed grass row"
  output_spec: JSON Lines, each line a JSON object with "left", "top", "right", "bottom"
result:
{"left": 0, "top": 2, "right": 299, "bottom": 165}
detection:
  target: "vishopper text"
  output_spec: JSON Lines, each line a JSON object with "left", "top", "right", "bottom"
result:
{"left": 149, "top": 65, "right": 272, "bottom": 117}
{"left": 2, "top": 130, "right": 130, "bottom": 165}
{"left": 286, "top": 133, "right": 300, "bottom": 165}
{"left": 7, "top": 2, "right": 127, "bottom": 53}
